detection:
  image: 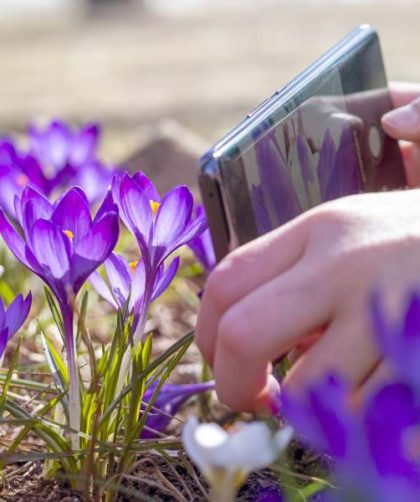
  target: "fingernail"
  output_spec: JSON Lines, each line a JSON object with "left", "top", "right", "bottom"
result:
{"left": 256, "top": 378, "right": 282, "bottom": 417}
{"left": 383, "top": 104, "right": 418, "bottom": 130}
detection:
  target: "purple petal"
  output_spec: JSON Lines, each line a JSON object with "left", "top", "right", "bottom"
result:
{"left": 21, "top": 186, "right": 54, "bottom": 230}
{"left": 0, "top": 297, "right": 5, "bottom": 328}
{"left": 38, "top": 120, "right": 70, "bottom": 169}
{"left": 89, "top": 270, "right": 119, "bottom": 309}
{"left": 5, "top": 292, "right": 32, "bottom": 339}
{"left": 94, "top": 189, "right": 118, "bottom": 223}
{"left": 52, "top": 188, "right": 92, "bottom": 241}
{"left": 118, "top": 173, "right": 153, "bottom": 243}
{"left": 153, "top": 186, "right": 193, "bottom": 250}
{"left": 0, "top": 209, "right": 33, "bottom": 269}
{"left": 75, "top": 211, "right": 119, "bottom": 262}
{"left": 0, "top": 328, "right": 9, "bottom": 359}
{"left": 70, "top": 123, "right": 99, "bottom": 166}
{"left": 131, "top": 259, "right": 147, "bottom": 312}
{"left": 104, "top": 253, "right": 131, "bottom": 309}
{"left": 75, "top": 161, "right": 114, "bottom": 203}
{"left": 29, "top": 219, "right": 71, "bottom": 279}
{"left": 172, "top": 211, "right": 208, "bottom": 249}
{"left": 133, "top": 171, "right": 160, "bottom": 202}
{"left": 364, "top": 383, "right": 419, "bottom": 479}
{"left": 152, "top": 257, "right": 180, "bottom": 301}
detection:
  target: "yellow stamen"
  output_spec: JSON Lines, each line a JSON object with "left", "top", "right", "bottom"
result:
{"left": 64, "top": 229, "right": 74, "bottom": 240}
{"left": 150, "top": 200, "right": 160, "bottom": 216}
{"left": 129, "top": 260, "right": 139, "bottom": 272}
{"left": 16, "top": 174, "right": 28, "bottom": 187}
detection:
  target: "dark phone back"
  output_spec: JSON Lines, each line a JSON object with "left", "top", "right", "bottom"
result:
{"left": 199, "top": 25, "right": 406, "bottom": 261}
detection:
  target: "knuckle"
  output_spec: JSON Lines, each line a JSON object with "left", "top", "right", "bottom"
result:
{"left": 218, "top": 309, "right": 252, "bottom": 361}
{"left": 204, "top": 253, "right": 245, "bottom": 309}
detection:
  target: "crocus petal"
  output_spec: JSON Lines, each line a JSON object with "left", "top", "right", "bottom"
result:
{"left": 0, "top": 328, "right": 9, "bottom": 360}
{"left": 182, "top": 416, "right": 229, "bottom": 473}
{"left": 72, "top": 212, "right": 119, "bottom": 292}
{"left": 75, "top": 211, "right": 119, "bottom": 262}
{"left": 89, "top": 270, "right": 119, "bottom": 309}
{"left": 5, "top": 292, "right": 32, "bottom": 338}
{"left": 70, "top": 123, "right": 99, "bottom": 166}
{"left": 133, "top": 171, "right": 160, "bottom": 202}
{"left": 153, "top": 186, "right": 193, "bottom": 250}
{"left": 0, "top": 297, "right": 5, "bottom": 328}
{"left": 0, "top": 209, "right": 33, "bottom": 269}
{"left": 131, "top": 258, "right": 147, "bottom": 311}
{"left": 104, "top": 253, "right": 131, "bottom": 309}
{"left": 118, "top": 173, "right": 153, "bottom": 243}
{"left": 94, "top": 189, "right": 118, "bottom": 223}
{"left": 21, "top": 186, "right": 54, "bottom": 233}
{"left": 75, "top": 161, "right": 114, "bottom": 203}
{"left": 29, "top": 219, "right": 71, "bottom": 279}
{"left": 209, "top": 422, "right": 280, "bottom": 471}
{"left": 152, "top": 257, "right": 180, "bottom": 301}
{"left": 52, "top": 187, "right": 92, "bottom": 241}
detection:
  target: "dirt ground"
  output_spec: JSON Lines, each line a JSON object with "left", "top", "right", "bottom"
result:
{"left": 0, "top": 0, "right": 419, "bottom": 163}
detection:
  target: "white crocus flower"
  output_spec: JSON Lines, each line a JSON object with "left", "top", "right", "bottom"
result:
{"left": 182, "top": 416, "right": 293, "bottom": 502}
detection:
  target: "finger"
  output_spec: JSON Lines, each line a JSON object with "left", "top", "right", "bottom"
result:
{"left": 382, "top": 97, "right": 420, "bottom": 142}
{"left": 212, "top": 264, "right": 333, "bottom": 411}
{"left": 287, "top": 327, "right": 325, "bottom": 365}
{"left": 351, "top": 360, "right": 394, "bottom": 408}
{"left": 389, "top": 81, "right": 420, "bottom": 108}
{"left": 400, "top": 141, "right": 420, "bottom": 187}
{"left": 283, "top": 314, "right": 379, "bottom": 395}
{"left": 196, "top": 217, "right": 308, "bottom": 364}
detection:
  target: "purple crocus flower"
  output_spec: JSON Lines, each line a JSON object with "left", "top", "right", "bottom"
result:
{"left": 187, "top": 205, "right": 216, "bottom": 272}
{"left": 89, "top": 252, "right": 179, "bottom": 330}
{"left": 282, "top": 375, "right": 420, "bottom": 502}
{"left": 27, "top": 120, "right": 116, "bottom": 202}
{"left": 112, "top": 172, "right": 207, "bottom": 344}
{"left": 0, "top": 186, "right": 119, "bottom": 449}
{"left": 113, "top": 172, "right": 207, "bottom": 271}
{"left": 141, "top": 380, "right": 214, "bottom": 439}
{"left": 371, "top": 290, "right": 420, "bottom": 393}
{"left": 0, "top": 293, "right": 32, "bottom": 362}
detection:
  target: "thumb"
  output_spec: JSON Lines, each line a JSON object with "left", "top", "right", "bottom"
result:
{"left": 382, "top": 98, "right": 420, "bottom": 143}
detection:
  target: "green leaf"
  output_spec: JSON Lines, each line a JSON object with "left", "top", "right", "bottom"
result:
{"left": 0, "top": 336, "right": 21, "bottom": 417}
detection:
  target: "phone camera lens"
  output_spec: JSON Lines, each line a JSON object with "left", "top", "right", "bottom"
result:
{"left": 368, "top": 124, "right": 382, "bottom": 160}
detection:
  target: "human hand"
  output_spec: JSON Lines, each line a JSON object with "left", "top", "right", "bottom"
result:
{"left": 383, "top": 81, "right": 420, "bottom": 187}
{"left": 195, "top": 189, "right": 420, "bottom": 413}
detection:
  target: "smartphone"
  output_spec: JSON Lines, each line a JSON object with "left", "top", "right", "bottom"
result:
{"left": 199, "top": 25, "right": 406, "bottom": 261}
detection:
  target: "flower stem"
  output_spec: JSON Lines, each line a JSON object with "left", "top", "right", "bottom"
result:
{"left": 115, "top": 269, "right": 155, "bottom": 395}
{"left": 62, "top": 304, "right": 80, "bottom": 451}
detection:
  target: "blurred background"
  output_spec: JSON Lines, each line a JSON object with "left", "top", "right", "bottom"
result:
{"left": 1, "top": 0, "right": 419, "bottom": 182}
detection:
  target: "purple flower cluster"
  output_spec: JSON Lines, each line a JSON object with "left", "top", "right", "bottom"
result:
{"left": 282, "top": 291, "right": 420, "bottom": 502}
{"left": 0, "top": 118, "right": 213, "bottom": 447}
{"left": 0, "top": 120, "right": 117, "bottom": 217}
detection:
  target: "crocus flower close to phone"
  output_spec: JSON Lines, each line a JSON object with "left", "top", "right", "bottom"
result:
{"left": 0, "top": 293, "right": 32, "bottom": 363}
{"left": 113, "top": 172, "right": 207, "bottom": 271}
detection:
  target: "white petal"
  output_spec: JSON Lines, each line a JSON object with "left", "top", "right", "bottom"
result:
{"left": 274, "top": 426, "right": 294, "bottom": 452}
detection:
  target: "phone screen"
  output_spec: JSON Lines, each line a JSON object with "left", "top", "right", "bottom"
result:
{"left": 201, "top": 27, "right": 406, "bottom": 257}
